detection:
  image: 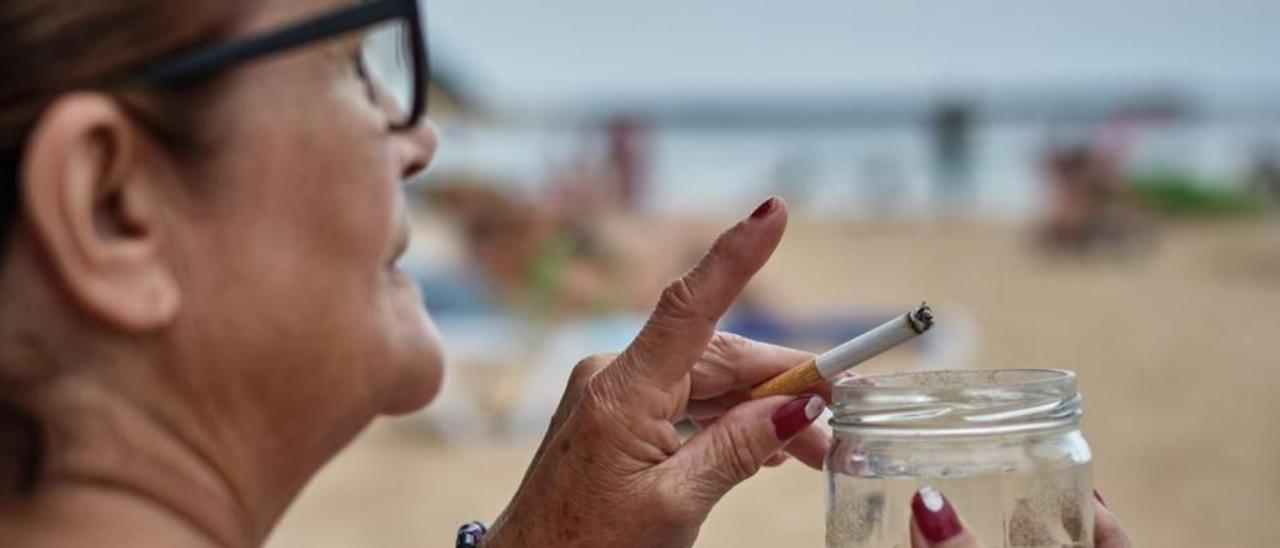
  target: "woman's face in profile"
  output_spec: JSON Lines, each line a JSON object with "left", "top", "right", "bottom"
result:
{"left": 170, "top": 0, "right": 443, "bottom": 425}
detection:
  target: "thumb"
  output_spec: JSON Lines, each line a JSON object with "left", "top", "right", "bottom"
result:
{"left": 910, "top": 487, "right": 985, "bottom": 548}
{"left": 666, "top": 394, "right": 825, "bottom": 507}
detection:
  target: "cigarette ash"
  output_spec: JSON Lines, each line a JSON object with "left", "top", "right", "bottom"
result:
{"left": 908, "top": 302, "right": 934, "bottom": 334}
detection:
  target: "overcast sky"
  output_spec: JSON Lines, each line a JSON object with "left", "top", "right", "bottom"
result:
{"left": 426, "top": 0, "right": 1280, "bottom": 109}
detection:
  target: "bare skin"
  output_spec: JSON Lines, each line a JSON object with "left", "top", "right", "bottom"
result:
{"left": 0, "top": 1, "right": 1130, "bottom": 547}
{"left": 483, "top": 200, "right": 835, "bottom": 547}
{"left": 0, "top": 0, "right": 440, "bottom": 544}
{"left": 0, "top": 0, "right": 833, "bottom": 546}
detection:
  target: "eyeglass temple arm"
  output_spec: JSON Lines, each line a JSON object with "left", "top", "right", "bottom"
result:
{"left": 133, "top": 0, "right": 408, "bottom": 85}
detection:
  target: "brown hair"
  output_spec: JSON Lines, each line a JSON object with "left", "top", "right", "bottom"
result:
{"left": 0, "top": 0, "right": 248, "bottom": 498}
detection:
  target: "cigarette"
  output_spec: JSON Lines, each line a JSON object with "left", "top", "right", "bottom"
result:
{"left": 748, "top": 302, "right": 934, "bottom": 399}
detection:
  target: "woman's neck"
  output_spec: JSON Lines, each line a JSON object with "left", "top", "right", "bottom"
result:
{"left": 1, "top": 482, "right": 230, "bottom": 547}
{"left": 0, "top": 379, "right": 259, "bottom": 547}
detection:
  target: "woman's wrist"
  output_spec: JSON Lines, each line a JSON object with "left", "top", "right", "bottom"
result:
{"left": 473, "top": 507, "right": 520, "bottom": 548}
{"left": 481, "top": 497, "right": 575, "bottom": 548}
{"left": 474, "top": 518, "right": 516, "bottom": 548}
{"left": 477, "top": 506, "right": 541, "bottom": 548}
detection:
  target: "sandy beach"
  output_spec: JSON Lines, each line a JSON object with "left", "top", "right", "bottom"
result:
{"left": 267, "top": 218, "right": 1280, "bottom": 548}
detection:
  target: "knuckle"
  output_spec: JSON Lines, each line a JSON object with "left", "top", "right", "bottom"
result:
{"left": 580, "top": 370, "right": 624, "bottom": 415}
{"left": 581, "top": 373, "right": 609, "bottom": 405}
{"left": 689, "top": 338, "right": 741, "bottom": 397}
{"left": 646, "top": 480, "right": 700, "bottom": 527}
{"left": 717, "top": 423, "right": 764, "bottom": 483}
{"left": 708, "top": 331, "right": 751, "bottom": 358}
{"left": 656, "top": 277, "right": 718, "bottom": 326}
{"left": 657, "top": 278, "right": 699, "bottom": 318}
{"left": 570, "top": 353, "right": 613, "bottom": 386}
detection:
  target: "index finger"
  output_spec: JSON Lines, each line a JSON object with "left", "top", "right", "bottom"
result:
{"left": 616, "top": 197, "right": 788, "bottom": 388}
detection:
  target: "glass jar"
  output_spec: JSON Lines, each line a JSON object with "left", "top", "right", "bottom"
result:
{"left": 825, "top": 369, "right": 1092, "bottom": 548}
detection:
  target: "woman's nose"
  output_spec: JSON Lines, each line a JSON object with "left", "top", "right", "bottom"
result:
{"left": 397, "top": 117, "right": 438, "bottom": 180}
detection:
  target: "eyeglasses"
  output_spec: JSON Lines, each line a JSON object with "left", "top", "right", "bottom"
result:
{"left": 132, "top": 0, "right": 429, "bottom": 130}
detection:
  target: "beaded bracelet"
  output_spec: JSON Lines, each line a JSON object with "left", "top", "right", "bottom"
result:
{"left": 455, "top": 521, "right": 488, "bottom": 548}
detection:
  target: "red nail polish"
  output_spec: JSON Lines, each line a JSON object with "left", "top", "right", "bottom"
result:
{"left": 912, "top": 487, "right": 963, "bottom": 542}
{"left": 750, "top": 197, "right": 778, "bottom": 220}
{"left": 771, "top": 394, "right": 824, "bottom": 440}
{"left": 1093, "top": 489, "right": 1107, "bottom": 508}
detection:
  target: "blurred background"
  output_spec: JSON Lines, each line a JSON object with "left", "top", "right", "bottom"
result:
{"left": 269, "top": 1, "right": 1280, "bottom": 546}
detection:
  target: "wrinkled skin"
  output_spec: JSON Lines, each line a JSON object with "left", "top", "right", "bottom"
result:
{"left": 483, "top": 199, "right": 835, "bottom": 547}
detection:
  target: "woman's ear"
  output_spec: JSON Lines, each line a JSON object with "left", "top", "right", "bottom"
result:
{"left": 20, "top": 93, "right": 180, "bottom": 331}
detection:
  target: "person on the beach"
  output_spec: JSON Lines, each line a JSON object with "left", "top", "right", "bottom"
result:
{"left": 0, "top": 1, "right": 1131, "bottom": 546}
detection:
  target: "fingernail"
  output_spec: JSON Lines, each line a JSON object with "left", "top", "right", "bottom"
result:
{"left": 1093, "top": 489, "right": 1107, "bottom": 508}
{"left": 749, "top": 196, "right": 778, "bottom": 220}
{"left": 771, "top": 394, "right": 824, "bottom": 440}
{"left": 912, "top": 486, "right": 963, "bottom": 542}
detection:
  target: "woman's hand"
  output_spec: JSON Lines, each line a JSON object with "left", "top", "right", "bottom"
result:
{"left": 482, "top": 198, "right": 832, "bottom": 547}
{"left": 909, "top": 487, "right": 1132, "bottom": 548}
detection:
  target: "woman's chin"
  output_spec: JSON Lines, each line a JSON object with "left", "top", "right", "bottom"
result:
{"left": 367, "top": 265, "right": 444, "bottom": 415}
{"left": 381, "top": 313, "right": 445, "bottom": 415}
{"left": 383, "top": 344, "right": 443, "bottom": 415}
{"left": 381, "top": 374, "right": 441, "bottom": 416}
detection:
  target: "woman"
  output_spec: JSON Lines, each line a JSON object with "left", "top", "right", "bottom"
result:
{"left": 0, "top": 0, "right": 1129, "bottom": 546}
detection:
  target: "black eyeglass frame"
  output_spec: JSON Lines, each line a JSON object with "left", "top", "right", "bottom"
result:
{"left": 132, "top": 0, "right": 429, "bottom": 130}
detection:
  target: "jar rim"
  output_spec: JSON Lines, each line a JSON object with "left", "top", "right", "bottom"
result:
{"left": 834, "top": 368, "right": 1075, "bottom": 393}
{"left": 830, "top": 368, "right": 1081, "bottom": 434}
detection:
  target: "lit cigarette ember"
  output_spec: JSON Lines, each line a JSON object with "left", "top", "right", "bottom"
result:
{"left": 748, "top": 302, "right": 935, "bottom": 399}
